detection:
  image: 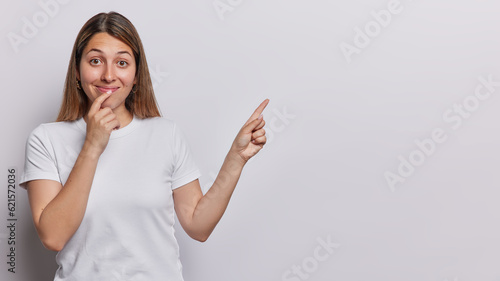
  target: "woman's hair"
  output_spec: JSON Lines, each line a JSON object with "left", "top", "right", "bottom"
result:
{"left": 56, "top": 11, "right": 161, "bottom": 121}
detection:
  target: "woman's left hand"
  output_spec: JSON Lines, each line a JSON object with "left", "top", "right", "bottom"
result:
{"left": 230, "top": 99, "right": 270, "bottom": 164}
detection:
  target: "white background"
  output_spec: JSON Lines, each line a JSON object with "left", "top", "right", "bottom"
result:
{"left": 1, "top": 0, "right": 500, "bottom": 280}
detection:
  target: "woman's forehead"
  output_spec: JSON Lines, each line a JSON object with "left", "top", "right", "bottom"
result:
{"left": 84, "top": 33, "right": 133, "bottom": 56}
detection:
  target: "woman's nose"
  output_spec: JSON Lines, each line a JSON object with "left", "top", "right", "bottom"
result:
{"left": 101, "top": 64, "right": 116, "bottom": 82}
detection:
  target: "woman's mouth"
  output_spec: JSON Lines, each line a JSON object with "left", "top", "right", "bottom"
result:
{"left": 97, "top": 87, "right": 119, "bottom": 94}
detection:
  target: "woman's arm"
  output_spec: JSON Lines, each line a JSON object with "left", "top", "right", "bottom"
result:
{"left": 28, "top": 148, "right": 100, "bottom": 251}
{"left": 173, "top": 99, "right": 269, "bottom": 242}
{"left": 27, "top": 92, "right": 119, "bottom": 251}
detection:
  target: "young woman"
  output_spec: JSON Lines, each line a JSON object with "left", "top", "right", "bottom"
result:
{"left": 20, "top": 11, "right": 268, "bottom": 280}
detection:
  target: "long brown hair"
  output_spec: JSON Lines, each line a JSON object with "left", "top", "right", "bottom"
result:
{"left": 56, "top": 11, "right": 161, "bottom": 121}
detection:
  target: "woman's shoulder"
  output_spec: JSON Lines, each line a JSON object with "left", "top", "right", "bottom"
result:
{"left": 37, "top": 119, "right": 81, "bottom": 131}
{"left": 39, "top": 119, "right": 81, "bottom": 128}
{"left": 28, "top": 119, "right": 83, "bottom": 141}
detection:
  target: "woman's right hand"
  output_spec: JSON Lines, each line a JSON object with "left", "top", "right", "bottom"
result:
{"left": 84, "top": 93, "right": 120, "bottom": 156}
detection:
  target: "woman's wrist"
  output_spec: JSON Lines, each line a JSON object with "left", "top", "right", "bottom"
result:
{"left": 80, "top": 141, "right": 103, "bottom": 160}
{"left": 227, "top": 148, "right": 247, "bottom": 168}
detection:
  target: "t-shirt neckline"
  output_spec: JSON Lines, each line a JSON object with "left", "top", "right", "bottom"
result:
{"left": 75, "top": 115, "right": 139, "bottom": 139}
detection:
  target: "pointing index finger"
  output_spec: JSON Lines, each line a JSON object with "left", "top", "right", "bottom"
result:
{"left": 89, "top": 92, "right": 112, "bottom": 115}
{"left": 245, "top": 99, "right": 270, "bottom": 125}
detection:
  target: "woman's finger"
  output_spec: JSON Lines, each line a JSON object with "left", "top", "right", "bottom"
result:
{"left": 105, "top": 119, "right": 121, "bottom": 131}
{"left": 251, "top": 135, "right": 267, "bottom": 145}
{"left": 244, "top": 99, "right": 269, "bottom": 126}
{"left": 253, "top": 118, "right": 266, "bottom": 131}
{"left": 88, "top": 92, "right": 112, "bottom": 116}
{"left": 99, "top": 112, "right": 118, "bottom": 127}
{"left": 252, "top": 128, "right": 266, "bottom": 139}
{"left": 241, "top": 115, "right": 264, "bottom": 134}
{"left": 93, "top": 107, "right": 113, "bottom": 121}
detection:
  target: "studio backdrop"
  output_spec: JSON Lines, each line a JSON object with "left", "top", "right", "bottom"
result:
{"left": 1, "top": 0, "right": 500, "bottom": 280}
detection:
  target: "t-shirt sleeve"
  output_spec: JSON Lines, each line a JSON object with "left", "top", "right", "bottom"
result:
{"left": 170, "top": 122, "right": 201, "bottom": 190}
{"left": 19, "top": 125, "right": 60, "bottom": 189}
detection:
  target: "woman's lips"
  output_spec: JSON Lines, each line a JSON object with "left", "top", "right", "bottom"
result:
{"left": 97, "top": 87, "right": 119, "bottom": 94}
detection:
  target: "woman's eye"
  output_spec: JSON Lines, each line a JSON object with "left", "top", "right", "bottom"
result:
{"left": 118, "top": 61, "right": 128, "bottom": 67}
{"left": 90, "top": 59, "right": 101, "bottom": 65}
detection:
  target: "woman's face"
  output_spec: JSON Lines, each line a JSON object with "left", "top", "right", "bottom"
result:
{"left": 77, "top": 32, "right": 136, "bottom": 112}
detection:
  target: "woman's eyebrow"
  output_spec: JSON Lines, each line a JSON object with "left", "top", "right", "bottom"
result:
{"left": 116, "top": 50, "right": 132, "bottom": 57}
{"left": 86, "top": 48, "right": 132, "bottom": 57}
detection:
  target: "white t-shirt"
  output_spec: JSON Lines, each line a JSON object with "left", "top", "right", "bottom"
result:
{"left": 20, "top": 116, "right": 201, "bottom": 281}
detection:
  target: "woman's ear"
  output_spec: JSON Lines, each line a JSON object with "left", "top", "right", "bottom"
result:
{"left": 76, "top": 68, "right": 80, "bottom": 80}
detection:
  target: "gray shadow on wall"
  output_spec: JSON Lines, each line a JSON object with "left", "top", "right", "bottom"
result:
{"left": 17, "top": 193, "right": 58, "bottom": 281}
{"left": 21, "top": 225, "right": 58, "bottom": 281}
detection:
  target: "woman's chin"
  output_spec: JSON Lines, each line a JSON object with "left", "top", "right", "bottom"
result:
{"left": 103, "top": 102, "right": 127, "bottom": 112}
